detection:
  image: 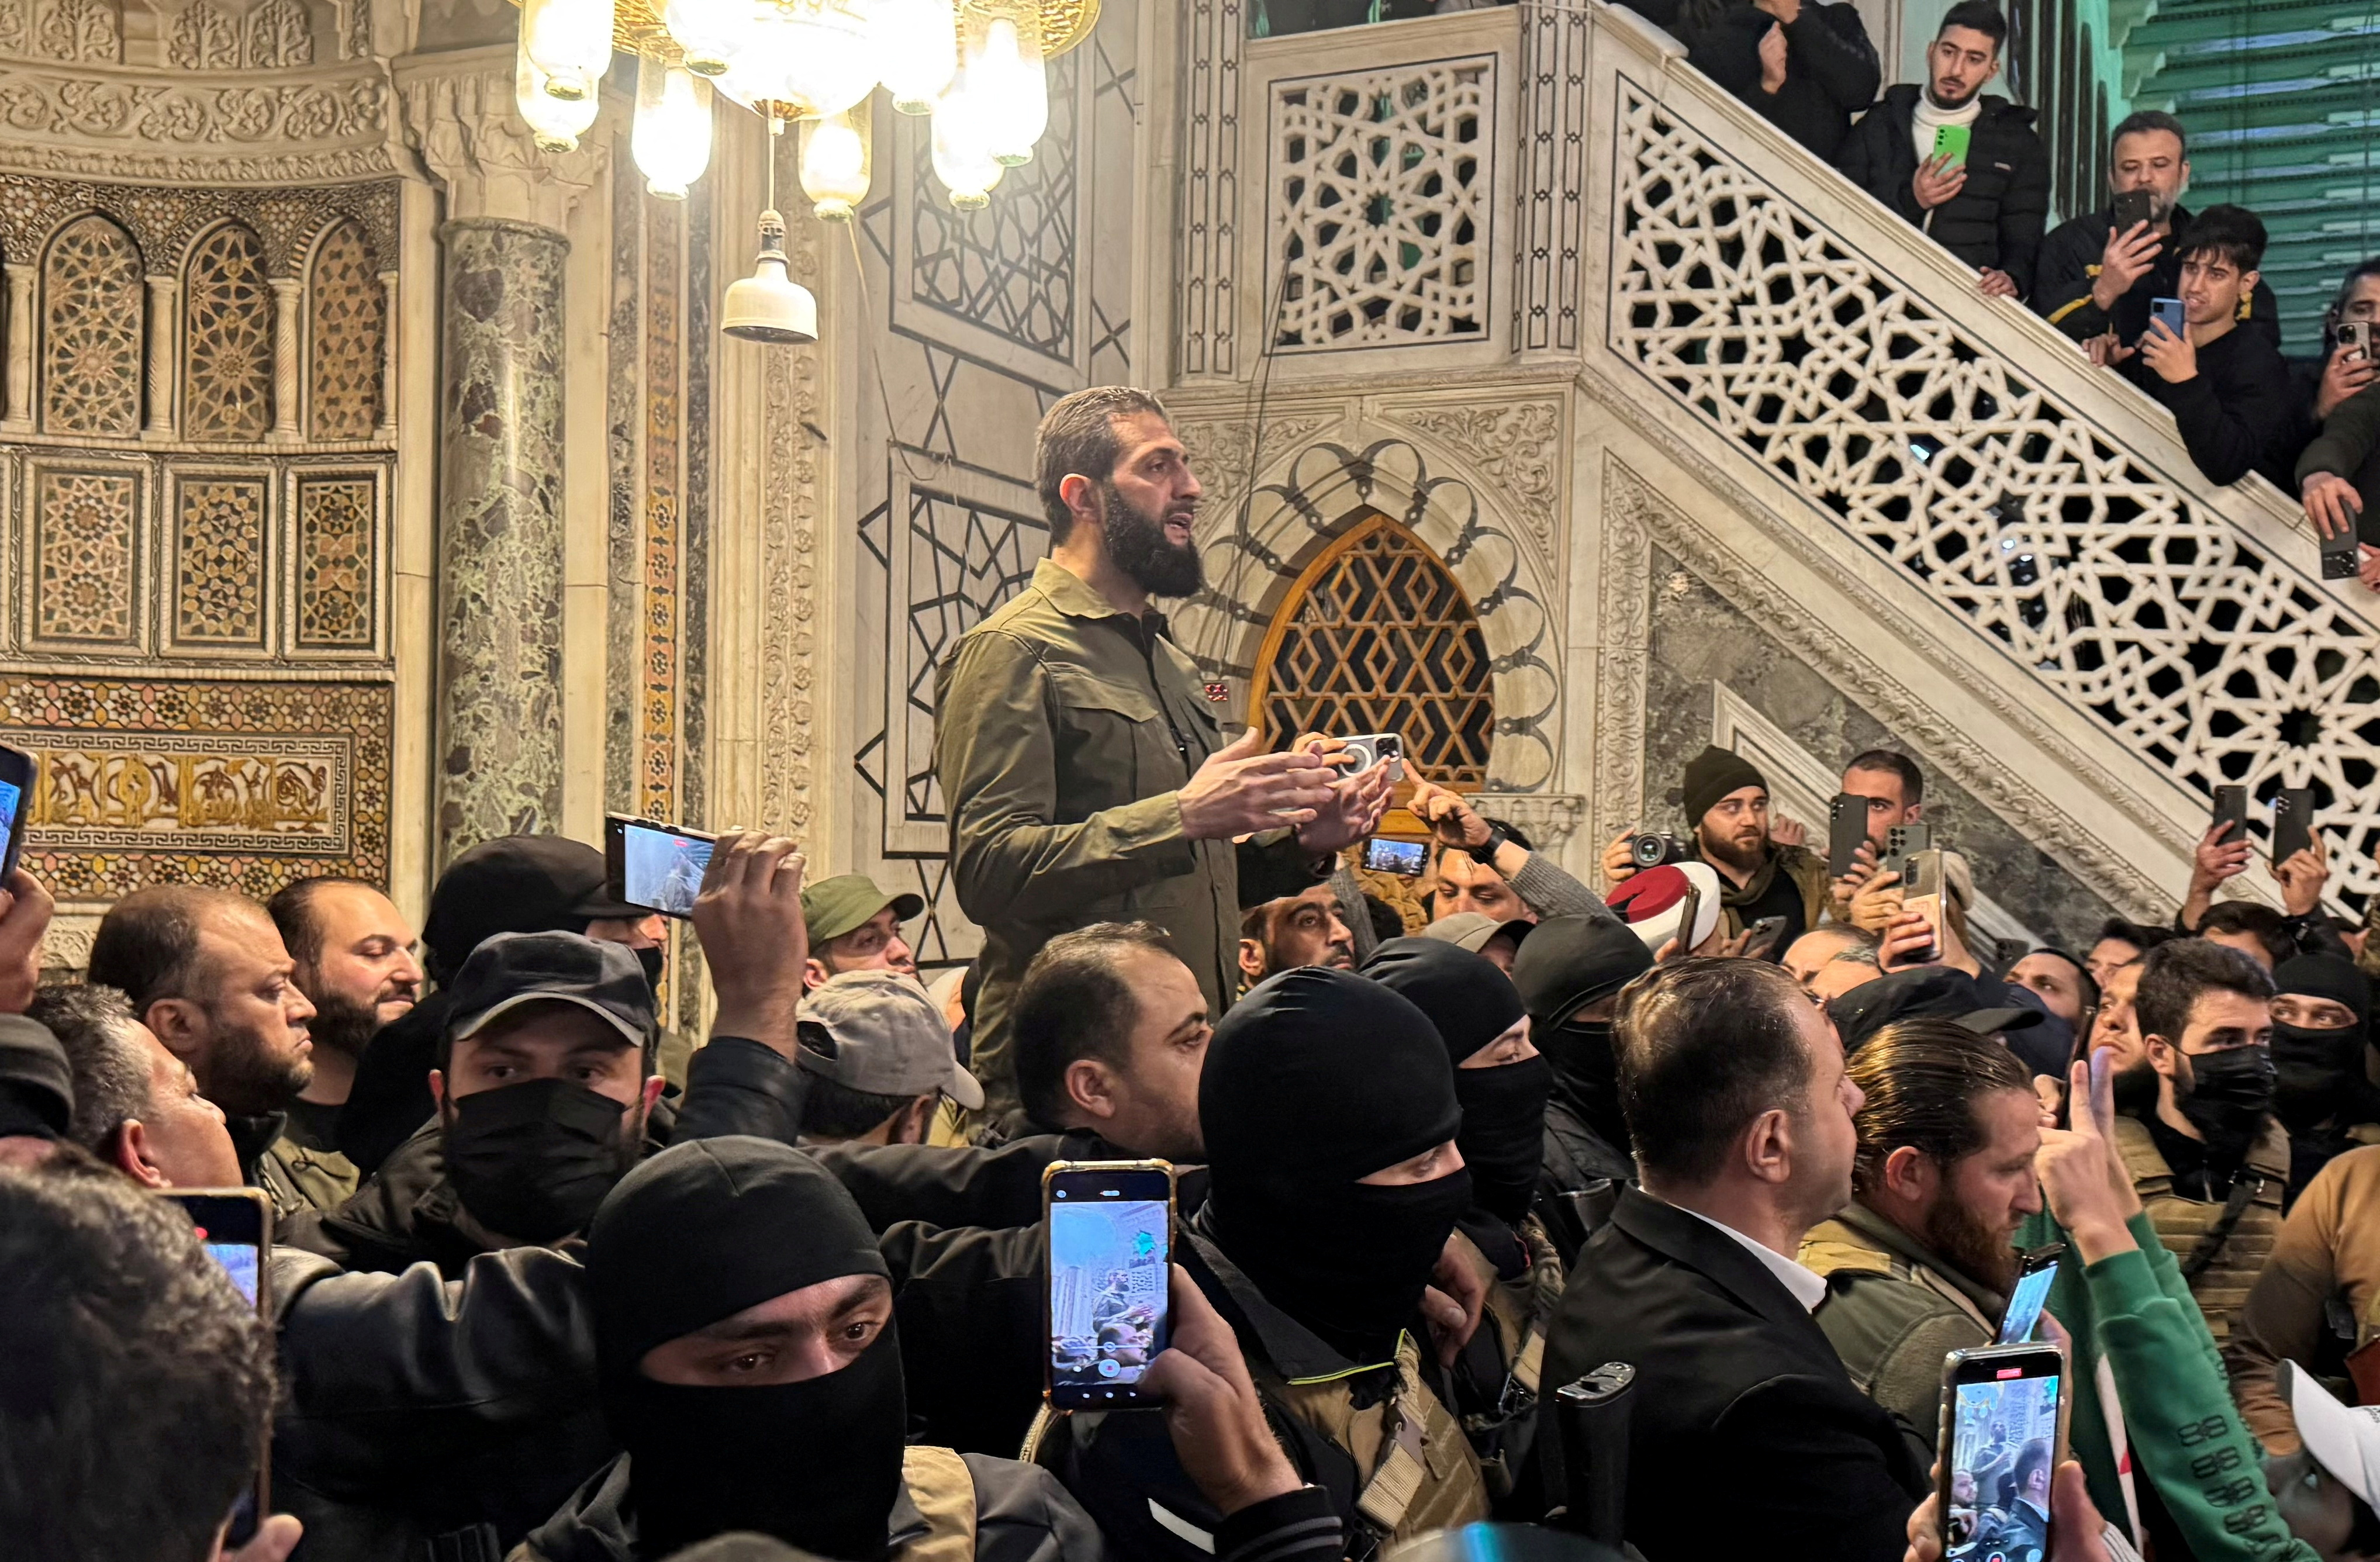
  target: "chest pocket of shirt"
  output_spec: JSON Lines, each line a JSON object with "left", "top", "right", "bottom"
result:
{"left": 1046, "top": 666, "right": 1180, "bottom": 821}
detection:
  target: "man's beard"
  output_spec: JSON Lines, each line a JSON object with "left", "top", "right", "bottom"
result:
{"left": 1099, "top": 479, "right": 1203, "bottom": 599}
{"left": 2112, "top": 1058, "right": 2161, "bottom": 1119}
{"left": 1922, "top": 1187, "right": 2018, "bottom": 1293}
{"left": 1700, "top": 828, "right": 1767, "bottom": 876}
{"left": 306, "top": 989, "right": 381, "bottom": 1062}
{"left": 1929, "top": 81, "right": 1979, "bottom": 110}
{"left": 205, "top": 1015, "right": 312, "bottom": 1117}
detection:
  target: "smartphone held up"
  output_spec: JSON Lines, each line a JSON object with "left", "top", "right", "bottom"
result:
{"left": 1045, "top": 1160, "right": 1176, "bottom": 1411}
{"left": 1937, "top": 1342, "right": 2066, "bottom": 1562}
{"left": 605, "top": 813, "right": 719, "bottom": 918}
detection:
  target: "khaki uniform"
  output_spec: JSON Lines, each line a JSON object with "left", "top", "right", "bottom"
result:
{"left": 2226, "top": 1143, "right": 2380, "bottom": 1452}
{"left": 1718, "top": 842, "right": 1832, "bottom": 940}
{"left": 1801, "top": 1202, "right": 2001, "bottom": 1453}
{"left": 257, "top": 1132, "right": 360, "bottom": 1218}
{"left": 2116, "top": 1113, "right": 2288, "bottom": 1345}
{"left": 1445, "top": 1217, "right": 1566, "bottom": 1498}
{"left": 935, "top": 559, "right": 1319, "bottom": 1117}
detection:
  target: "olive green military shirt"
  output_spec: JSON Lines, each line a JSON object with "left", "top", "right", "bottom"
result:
{"left": 1801, "top": 1200, "right": 2002, "bottom": 1457}
{"left": 934, "top": 559, "right": 1321, "bottom": 1120}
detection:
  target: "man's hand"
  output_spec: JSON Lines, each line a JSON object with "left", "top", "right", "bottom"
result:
{"left": 224, "top": 1515, "right": 304, "bottom": 1562}
{"left": 2090, "top": 220, "right": 2161, "bottom": 311}
{"left": 1752, "top": 0, "right": 1800, "bottom": 22}
{"left": 1180, "top": 727, "right": 1340, "bottom": 842}
{"left": 2318, "top": 348, "right": 2378, "bottom": 420}
{"left": 2275, "top": 832, "right": 2330, "bottom": 917}
{"left": 2304, "top": 471, "right": 2364, "bottom": 540}
{"left": 1912, "top": 152, "right": 1966, "bottom": 210}
{"left": 1409, "top": 778, "right": 1490, "bottom": 850}
{"left": 1424, "top": 1235, "right": 1487, "bottom": 1368}
{"left": 2360, "top": 542, "right": 2380, "bottom": 595}
{"left": 1296, "top": 762, "right": 1393, "bottom": 856}
{"left": 2189, "top": 818, "right": 2252, "bottom": 897}
{"left": 0, "top": 868, "right": 54, "bottom": 1015}
{"left": 1756, "top": 20, "right": 1788, "bottom": 93}
{"left": 1847, "top": 866, "right": 1904, "bottom": 933}
{"left": 1600, "top": 830, "right": 1641, "bottom": 889}
{"left": 1141, "top": 1267, "right": 1304, "bottom": 1517}
{"left": 2033, "top": 1050, "right": 2142, "bottom": 1263}
{"left": 1830, "top": 839, "right": 1879, "bottom": 909}
{"left": 690, "top": 831, "right": 807, "bottom": 1055}
{"left": 1769, "top": 813, "right": 1807, "bottom": 849}
{"left": 1977, "top": 268, "right": 2020, "bottom": 299}
{"left": 2138, "top": 315, "right": 2197, "bottom": 383}
{"left": 1904, "top": 1463, "right": 2108, "bottom": 1562}
{"left": 2083, "top": 331, "right": 2135, "bottom": 369}
{"left": 1877, "top": 907, "right": 1937, "bottom": 973}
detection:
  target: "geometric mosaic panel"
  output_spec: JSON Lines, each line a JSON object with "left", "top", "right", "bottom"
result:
{"left": 182, "top": 222, "right": 274, "bottom": 442}
{"left": 909, "top": 59, "right": 1079, "bottom": 359}
{"left": 32, "top": 466, "right": 139, "bottom": 645}
{"left": 0, "top": 677, "right": 392, "bottom": 901}
{"left": 40, "top": 213, "right": 142, "bottom": 437}
{"left": 294, "top": 473, "right": 375, "bottom": 648}
{"left": 1254, "top": 514, "right": 1495, "bottom": 788}
{"left": 1269, "top": 57, "right": 1493, "bottom": 350}
{"left": 308, "top": 220, "right": 383, "bottom": 440}
{"left": 172, "top": 475, "right": 268, "bottom": 647}
{"left": 1608, "top": 80, "right": 2380, "bottom": 911}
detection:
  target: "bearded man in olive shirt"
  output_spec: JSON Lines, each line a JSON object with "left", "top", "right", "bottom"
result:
{"left": 934, "top": 387, "right": 1391, "bottom": 1126}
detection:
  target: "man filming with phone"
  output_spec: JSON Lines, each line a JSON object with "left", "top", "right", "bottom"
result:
{"left": 1601, "top": 746, "right": 1829, "bottom": 952}
{"left": 2298, "top": 262, "right": 2380, "bottom": 593}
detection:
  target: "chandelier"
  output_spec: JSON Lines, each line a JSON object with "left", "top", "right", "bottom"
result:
{"left": 510, "top": 0, "right": 1097, "bottom": 341}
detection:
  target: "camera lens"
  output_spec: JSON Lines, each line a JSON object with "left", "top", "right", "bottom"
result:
{"left": 1632, "top": 834, "right": 1666, "bottom": 868}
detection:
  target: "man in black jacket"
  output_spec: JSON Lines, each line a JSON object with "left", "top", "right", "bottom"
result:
{"left": 1832, "top": 1, "right": 2047, "bottom": 299}
{"left": 2034, "top": 110, "right": 2283, "bottom": 351}
{"left": 1542, "top": 956, "right": 1928, "bottom": 1561}
{"left": 2096, "top": 205, "right": 2301, "bottom": 489}
{"left": 1686, "top": 0, "right": 1879, "bottom": 162}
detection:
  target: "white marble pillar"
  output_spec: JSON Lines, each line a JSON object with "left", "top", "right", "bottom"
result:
{"left": 142, "top": 274, "right": 177, "bottom": 438}
{"left": 270, "top": 274, "right": 303, "bottom": 440}
{"left": 375, "top": 267, "right": 400, "bottom": 440}
{"left": 2, "top": 262, "right": 34, "bottom": 432}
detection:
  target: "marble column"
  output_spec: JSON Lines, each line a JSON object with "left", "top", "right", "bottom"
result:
{"left": 432, "top": 216, "right": 570, "bottom": 855}
{"left": 375, "top": 267, "right": 400, "bottom": 440}
{"left": 141, "top": 274, "right": 178, "bottom": 438}
{"left": 2, "top": 262, "right": 33, "bottom": 432}
{"left": 269, "top": 275, "right": 303, "bottom": 440}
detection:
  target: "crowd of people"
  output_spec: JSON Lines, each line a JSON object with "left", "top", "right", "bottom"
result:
{"left": 15, "top": 388, "right": 2380, "bottom": 1562}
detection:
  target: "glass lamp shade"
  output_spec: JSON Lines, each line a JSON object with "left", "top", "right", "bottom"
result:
{"left": 633, "top": 56, "right": 716, "bottom": 199}
{"left": 930, "top": 74, "right": 1003, "bottom": 209}
{"left": 800, "top": 109, "right": 872, "bottom": 221}
{"left": 970, "top": 14, "right": 1046, "bottom": 166}
{"left": 520, "top": 0, "right": 616, "bottom": 100}
{"left": 876, "top": 0, "right": 956, "bottom": 115}
{"left": 723, "top": 210, "right": 820, "bottom": 342}
{"left": 727, "top": 0, "right": 880, "bottom": 119}
{"left": 516, "top": 47, "right": 602, "bottom": 150}
{"left": 663, "top": 0, "right": 751, "bottom": 75}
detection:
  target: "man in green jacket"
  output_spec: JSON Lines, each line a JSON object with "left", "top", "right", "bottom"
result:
{"left": 934, "top": 387, "right": 1389, "bottom": 1125}
{"left": 1801, "top": 1017, "right": 2043, "bottom": 1454}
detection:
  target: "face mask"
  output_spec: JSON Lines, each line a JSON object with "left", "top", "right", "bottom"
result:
{"left": 2178, "top": 1046, "right": 2275, "bottom": 1164}
{"left": 444, "top": 1077, "right": 638, "bottom": 1242}
{"left": 1454, "top": 1055, "right": 1552, "bottom": 1226}
{"left": 1543, "top": 1021, "right": 1631, "bottom": 1152}
{"left": 1211, "top": 1168, "right": 1472, "bottom": 1364}
{"left": 637, "top": 944, "right": 666, "bottom": 997}
{"left": 618, "top": 1325, "right": 907, "bottom": 1561}
{"left": 2271, "top": 1022, "right": 2365, "bottom": 1135}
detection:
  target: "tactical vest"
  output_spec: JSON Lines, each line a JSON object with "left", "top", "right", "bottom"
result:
{"left": 2115, "top": 1114, "right": 2287, "bottom": 1344}
{"left": 896, "top": 1446, "right": 977, "bottom": 1561}
{"left": 1259, "top": 1332, "right": 1490, "bottom": 1540}
{"left": 1448, "top": 1218, "right": 1566, "bottom": 1499}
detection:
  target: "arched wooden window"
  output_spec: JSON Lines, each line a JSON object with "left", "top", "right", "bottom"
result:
{"left": 182, "top": 222, "right": 274, "bottom": 441}
{"left": 40, "top": 214, "right": 142, "bottom": 437}
{"left": 308, "top": 220, "right": 383, "bottom": 439}
{"left": 1250, "top": 513, "right": 1495, "bottom": 787}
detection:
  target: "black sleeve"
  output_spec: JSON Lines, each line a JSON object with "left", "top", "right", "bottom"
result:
{"left": 2158, "top": 351, "right": 2293, "bottom": 488}
{"left": 668, "top": 1034, "right": 811, "bottom": 1145}
{"left": 1712, "top": 1374, "right": 1922, "bottom": 1562}
{"left": 1687, "top": 6, "right": 1766, "bottom": 97}
{"left": 2288, "top": 914, "right": 2354, "bottom": 963}
{"left": 806, "top": 1135, "right": 1063, "bottom": 1232}
{"left": 881, "top": 1221, "right": 1051, "bottom": 1456}
{"left": 1215, "top": 1487, "right": 1343, "bottom": 1562}
{"left": 1791, "top": 4, "right": 1880, "bottom": 113}
{"left": 1236, "top": 832, "right": 1331, "bottom": 911}
{"left": 2247, "top": 278, "right": 2284, "bottom": 351}
{"left": 1834, "top": 111, "right": 1919, "bottom": 226}
{"left": 1995, "top": 135, "right": 2051, "bottom": 296}
{"left": 2032, "top": 220, "right": 2110, "bottom": 337}
{"left": 2299, "top": 381, "right": 2380, "bottom": 485}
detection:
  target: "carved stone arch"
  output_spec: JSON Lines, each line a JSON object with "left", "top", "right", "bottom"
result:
{"left": 304, "top": 214, "right": 382, "bottom": 438}
{"left": 180, "top": 216, "right": 274, "bottom": 441}
{"left": 39, "top": 210, "right": 144, "bottom": 437}
{"left": 1175, "top": 433, "right": 1560, "bottom": 792}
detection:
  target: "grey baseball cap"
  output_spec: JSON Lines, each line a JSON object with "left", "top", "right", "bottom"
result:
{"left": 1421, "top": 912, "right": 1535, "bottom": 956}
{"left": 796, "top": 969, "right": 983, "bottom": 1110}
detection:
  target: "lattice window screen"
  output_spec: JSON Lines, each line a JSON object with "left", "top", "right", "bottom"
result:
{"left": 40, "top": 215, "right": 142, "bottom": 437}
{"left": 1253, "top": 515, "right": 1494, "bottom": 787}
{"left": 309, "top": 222, "right": 383, "bottom": 440}
{"left": 1608, "top": 80, "right": 2380, "bottom": 910}
{"left": 1269, "top": 57, "right": 1492, "bottom": 350}
{"left": 183, "top": 223, "right": 274, "bottom": 442}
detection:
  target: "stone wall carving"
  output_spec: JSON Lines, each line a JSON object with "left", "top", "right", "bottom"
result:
{"left": 181, "top": 220, "right": 273, "bottom": 439}
{"left": 1177, "top": 0, "right": 1242, "bottom": 378}
{"left": 1515, "top": 0, "right": 1587, "bottom": 352}
{"left": 170, "top": 472, "right": 267, "bottom": 644}
{"left": 292, "top": 470, "right": 371, "bottom": 645}
{"left": 0, "top": 63, "right": 388, "bottom": 184}
{"left": 1379, "top": 396, "right": 1560, "bottom": 562}
{"left": 30, "top": 464, "right": 140, "bottom": 643}
{"left": 758, "top": 135, "right": 824, "bottom": 841}
{"left": 305, "top": 217, "right": 381, "bottom": 437}
{"left": 39, "top": 213, "right": 141, "bottom": 435}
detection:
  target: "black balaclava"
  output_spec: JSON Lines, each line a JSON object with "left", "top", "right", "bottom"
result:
{"left": 444, "top": 1076, "right": 641, "bottom": 1240}
{"left": 1509, "top": 917, "right": 1654, "bottom": 1152}
{"left": 588, "top": 1137, "right": 904, "bottom": 1561}
{"left": 2272, "top": 955, "right": 2374, "bottom": 1136}
{"left": 1362, "top": 938, "right": 1546, "bottom": 1225}
{"left": 1199, "top": 967, "right": 1471, "bottom": 1364}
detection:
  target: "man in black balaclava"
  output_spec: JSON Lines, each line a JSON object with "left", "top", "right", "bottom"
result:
{"left": 1361, "top": 936, "right": 1562, "bottom": 1503}
{"left": 1038, "top": 966, "right": 1491, "bottom": 1556}
{"left": 2268, "top": 953, "right": 2380, "bottom": 1206}
{"left": 522, "top": 1134, "right": 1104, "bottom": 1561}
{"left": 287, "top": 932, "right": 666, "bottom": 1277}
{"left": 340, "top": 835, "right": 662, "bottom": 1177}
{"left": 1509, "top": 917, "right": 1654, "bottom": 1259}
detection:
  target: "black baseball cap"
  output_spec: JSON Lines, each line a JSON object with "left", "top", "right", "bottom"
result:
{"left": 0, "top": 1015, "right": 71, "bottom": 1139}
{"left": 1828, "top": 966, "right": 2043, "bottom": 1055}
{"left": 422, "top": 836, "right": 644, "bottom": 980}
{"left": 445, "top": 931, "right": 656, "bottom": 1052}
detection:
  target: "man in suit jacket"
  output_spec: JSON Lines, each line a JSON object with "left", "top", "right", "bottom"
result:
{"left": 1542, "top": 956, "right": 1929, "bottom": 1560}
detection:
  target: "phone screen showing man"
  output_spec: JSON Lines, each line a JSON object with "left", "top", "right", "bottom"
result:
{"left": 1944, "top": 1367, "right": 2060, "bottom": 1560}
{"left": 1048, "top": 1183, "right": 1170, "bottom": 1407}
{"left": 1998, "top": 1262, "right": 2056, "bottom": 1343}
{"left": 0, "top": 773, "right": 19, "bottom": 883}
{"left": 623, "top": 825, "right": 714, "bottom": 916}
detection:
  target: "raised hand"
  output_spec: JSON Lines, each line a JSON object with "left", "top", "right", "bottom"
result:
{"left": 1408, "top": 777, "right": 1491, "bottom": 850}
{"left": 1912, "top": 152, "right": 1967, "bottom": 211}
{"left": 1179, "top": 727, "right": 1341, "bottom": 841}
{"left": 1139, "top": 1267, "right": 1304, "bottom": 1516}
{"left": 690, "top": 831, "right": 807, "bottom": 1054}
{"left": 2274, "top": 831, "right": 2330, "bottom": 918}
{"left": 2305, "top": 471, "right": 2364, "bottom": 540}
{"left": 1297, "top": 761, "right": 1394, "bottom": 856}
{"left": 0, "top": 868, "right": 55, "bottom": 1015}
{"left": 2091, "top": 220, "right": 2162, "bottom": 310}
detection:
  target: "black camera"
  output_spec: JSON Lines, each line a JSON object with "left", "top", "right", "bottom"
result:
{"left": 1630, "top": 830, "right": 1688, "bottom": 869}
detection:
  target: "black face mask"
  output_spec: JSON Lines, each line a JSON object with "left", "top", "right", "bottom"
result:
{"left": 2271, "top": 1023, "right": 2366, "bottom": 1136}
{"left": 2178, "top": 1047, "right": 2275, "bottom": 1166}
{"left": 444, "top": 1077, "right": 638, "bottom": 1242}
{"left": 1455, "top": 1055, "right": 1551, "bottom": 1225}
{"left": 1211, "top": 1169, "right": 1473, "bottom": 1364}
{"left": 1544, "top": 1021, "right": 1630, "bottom": 1152}
{"left": 637, "top": 944, "right": 666, "bottom": 997}
{"left": 617, "top": 1325, "right": 907, "bottom": 1561}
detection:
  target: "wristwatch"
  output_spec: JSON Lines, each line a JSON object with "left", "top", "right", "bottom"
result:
{"left": 1466, "top": 824, "right": 1508, "bottom": 865}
